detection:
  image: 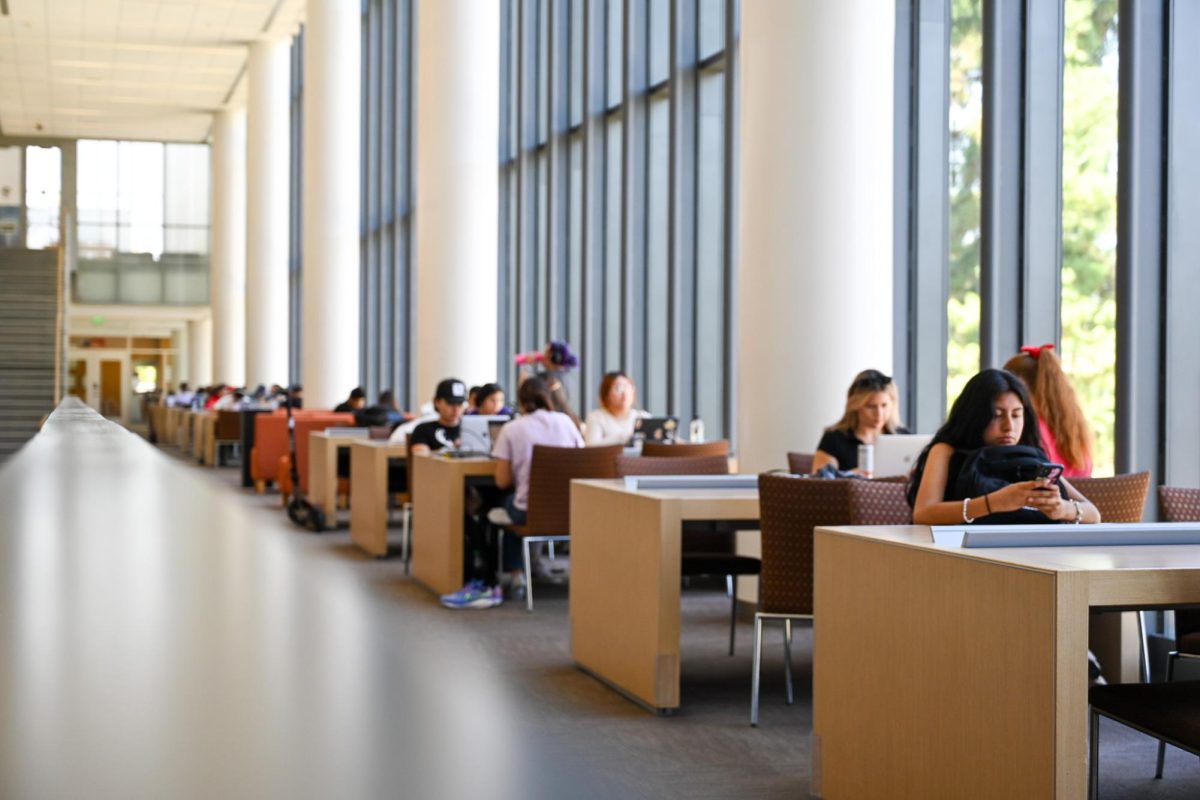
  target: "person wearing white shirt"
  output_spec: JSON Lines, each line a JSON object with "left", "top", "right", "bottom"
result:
{"left": 583, "top": 371, "right": 649, "bottom": 446}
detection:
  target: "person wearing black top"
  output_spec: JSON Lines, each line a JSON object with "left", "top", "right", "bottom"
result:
{"left": 409, "top": 378, "right": 467, "bottom": 455}
{"left": 333, "top": 386, "right": 366, "bottom": 414}
{"left": 812, "top": 369, "right": 908, "bottom": 473}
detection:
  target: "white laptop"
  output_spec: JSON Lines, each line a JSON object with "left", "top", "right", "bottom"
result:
{"left": 874, "top": 433, "right": 932, "bottom": 478}
{"left": 458, "top": 414, "right": 511, "bottom": 454}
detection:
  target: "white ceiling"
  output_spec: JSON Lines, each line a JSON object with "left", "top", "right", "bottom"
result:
{"left": 0, "top": 0, "right": 304, "bottom": 143}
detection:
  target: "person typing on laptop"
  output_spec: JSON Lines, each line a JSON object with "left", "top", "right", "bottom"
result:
{"left": 812, "top": 369, "right": 908, "bottom": 475}
{"left": 409, "top": 378, "right": 467, "bottom": 455}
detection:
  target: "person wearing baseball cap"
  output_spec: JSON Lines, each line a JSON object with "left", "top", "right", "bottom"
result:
{"left": 408, "top": 378, "right": 468, "bottom": 456}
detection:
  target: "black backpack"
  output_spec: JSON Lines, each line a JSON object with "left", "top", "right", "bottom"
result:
{"left": 954, "top": 445, "right": 1065, "bottom": 524}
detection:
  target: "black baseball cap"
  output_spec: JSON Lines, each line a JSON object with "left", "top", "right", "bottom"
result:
{"left": 435, "top": 378, "right": 468, "bottom": 404}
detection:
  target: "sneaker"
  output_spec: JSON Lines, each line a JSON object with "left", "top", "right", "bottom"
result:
{"left": 440, "top": 580, "right": 502, "bottom": 609}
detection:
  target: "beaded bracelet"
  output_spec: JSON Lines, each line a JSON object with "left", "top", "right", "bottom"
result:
{"left": 962, "top": 496, "right": 975, "bottom": 524}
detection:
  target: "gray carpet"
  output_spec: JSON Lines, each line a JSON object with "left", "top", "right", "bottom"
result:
{"left": 172, "top": 446, "right": 1199, "bottom": 799}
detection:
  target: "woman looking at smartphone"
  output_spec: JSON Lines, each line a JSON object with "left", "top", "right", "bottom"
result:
{"left": 907, "top": 369, "right": 1101, "bottom": 525}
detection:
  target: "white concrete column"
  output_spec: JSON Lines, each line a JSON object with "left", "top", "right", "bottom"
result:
{"left": 302, "top": 0, "right": 360, "bottom": 409}
{"left": 244, "top": 37, "right": 292, "bottom": 390}
{"left": 173, "top": 324, "right": 189, "bottom": 385}
{"left": 413, "top": 0, "right": 499, "bottom": 397}
{"left": 735, "top": 1, "right": 895, "bottom": 473}
{"left": 189, "top": 317, "right": 214, "bottom": 386}
{"left": 210, "top": 107, "right": 247, "bottom": 386}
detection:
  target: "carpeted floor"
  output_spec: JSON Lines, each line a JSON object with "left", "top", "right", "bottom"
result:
{"left": 171, "top": 446, "right": 1200, "bottom": 799}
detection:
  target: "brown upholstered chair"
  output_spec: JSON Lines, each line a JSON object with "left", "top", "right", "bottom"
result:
{"left": 752, "top": 474, "right": 911, "bottom": 725}
{"left": 641, "top": 439, "right": 730, "bottom": 459}
{"left": 617, "top": 454, "right": 755, "bottom": 654}
{"left": 787, "top": 452, "right": 815, "bottom": 475}
{"left": 1070, "top": 473, "right": 1152, "bottom": 680}
{"left": 1154, "top": 486, "right": 1200, "bottom": 776}
{"left": 213, "top": 410, "right": 243, "bottom": 466}
{"left": 493, "top": 444, "right": 622, "bottom": 612}
{"left": 1090, "top": 682, "right": 1200, "bottom": 796}
{"left": 1069, "top": 471, "right": 1151, "bottom": 523}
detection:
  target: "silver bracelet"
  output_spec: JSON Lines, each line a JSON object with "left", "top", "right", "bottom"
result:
{"left": 1072, "top": 499, "right": 1082, "bottom": 524}
{"left": 962, "top": 496, "right": 975, "bottom": 524}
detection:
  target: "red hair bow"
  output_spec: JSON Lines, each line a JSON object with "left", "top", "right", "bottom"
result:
{"left": 1020, "top": 343, "right": 1055, "bottom": 359}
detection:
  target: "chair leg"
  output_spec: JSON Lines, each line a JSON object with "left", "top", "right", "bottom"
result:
{"left": 1156, "top": 652, "right": 1180, "bottom": 778}
{"left": 401, "top": 503, "right": 412, "bottom": 574}
{"left": 1137, "top": 611, "right": 1152, "bottom": 682}
{"left": 727, "top": 575, "right": 736, "bottom": 656}
{"left": 750, "top": 615, "right": 764, "bottom": 726}
{"left": 1090, "top": 709, "right": 1100, "bottom": 800}
{"left": 523, "top": 538, "right": 534, "bottom": 613}
{"left": 784, "top": 618, "right": 794, "bottom": 706}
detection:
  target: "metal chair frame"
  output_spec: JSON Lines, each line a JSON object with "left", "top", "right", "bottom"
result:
{"left": 751, "top": 611, "right": 812, "bottom": 727}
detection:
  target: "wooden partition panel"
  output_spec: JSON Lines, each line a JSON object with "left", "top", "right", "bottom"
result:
{"left": 813, "top": 531, "right": 1058, "bottom": 799}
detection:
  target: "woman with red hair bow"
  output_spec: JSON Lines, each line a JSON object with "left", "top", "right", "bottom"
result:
{"left": 1003, "top": 344, "right": 1094, "bottom": 478}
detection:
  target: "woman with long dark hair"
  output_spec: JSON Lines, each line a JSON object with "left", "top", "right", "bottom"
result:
{"left": 907, "top": 369, "right": 1100, "bottom": 525}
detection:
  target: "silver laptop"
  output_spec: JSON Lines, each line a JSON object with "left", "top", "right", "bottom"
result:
{"left": 874, "top": 433, "right": 932, "bottom": 478}
{"left": 458, "top": 414, "right": 510, "bottom": 454}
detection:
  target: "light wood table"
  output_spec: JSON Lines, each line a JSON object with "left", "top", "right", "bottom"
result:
{"left": 811, "top": 524, "right": 1200, "bottom": 800}
{"left": 309, "top": 432, "right": 368, "bottom": 524}
{"left": 195, "top": 412, "right": 216, "bottom": 464}
{"left": 163, "top": 406, "right": 181, "bottom": 445}
{"left": 410, "top": 454, "right": 499, "bottom": 596}
{"left": 348, "top": 440, "right": 408, "bottom": 557}
{"left": 569, "top": 479, "right": 760, "bottom": 712}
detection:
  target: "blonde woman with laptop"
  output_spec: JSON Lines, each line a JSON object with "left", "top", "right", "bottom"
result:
{"left": 811, "top": 369, "right": 907, "bottom": 475}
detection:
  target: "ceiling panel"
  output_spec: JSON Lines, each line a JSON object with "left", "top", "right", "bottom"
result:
{"left": 0, "top": 0, "right": 306, "bottom": 143}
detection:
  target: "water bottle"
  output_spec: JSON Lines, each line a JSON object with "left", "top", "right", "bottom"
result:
{"left": 688, "top": 417, "right": 705, "bottom": 443}
{"left": 857, "top": 443, "right": 874, "bottom": 478}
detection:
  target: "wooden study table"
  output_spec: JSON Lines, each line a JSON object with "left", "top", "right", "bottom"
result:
{"left": 410, "top": 454, "right": 499, "bottom": 595}
{"left": 811, "top": 524, "right": 1200, "bottom": 800}
{"left": 310, "top": 431, "right": 359, "bottom": 524}
{"left": 195, "top": 411, "right": 216, "bottom": 464}
{"left": 348, "top": 440, "right": 408, "bottom": 557}
{"left": 569, "top": 478, "right": 760, "bottom": 712}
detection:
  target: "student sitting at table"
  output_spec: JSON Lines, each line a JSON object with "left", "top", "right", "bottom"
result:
{"left": 440, "top": 377, "right": 583, "bottom": 610}
{"left": 408, "top": 379, "right": 468, "bottom": 455}
{"left": 812, "top": 369, "right": 907, "bottom": 474}
{"left": 467, "top": 383, "right": 514, "bottom": 417}
{"left": 1003, "top": 344, "right": 1094, "bottom": 478}
{"left": 333, "top": 387, "right": 367, "bottom": 414}
{"left": 583, "top": 371, "right": 649, "bottom": 446}
{"left": 906, "top": 368, "right": 1101, "bottom": 526}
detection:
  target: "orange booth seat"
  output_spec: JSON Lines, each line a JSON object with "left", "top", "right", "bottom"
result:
{"left": 250, "top": 410, "right": 354, "bottom": 493}
{"left": 276, "top": 413, "right": 357, "bottom": 499}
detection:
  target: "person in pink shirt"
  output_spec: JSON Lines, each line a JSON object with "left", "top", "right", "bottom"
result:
{"left": 1004, "top": 344, "right": 1094, "bottom": 478}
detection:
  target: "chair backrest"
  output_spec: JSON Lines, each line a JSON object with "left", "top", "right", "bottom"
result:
{"left": 524, "top": 444, "right": 623, "bottom": 535}
{"left": 1069, "top": 472, "right": 1151, "bottom": 523}
{"left": 1159, "top": 486, "right": 1200, "bottom": 644}
{"left": 641, "top": 439, "right": 730, "bottom": 459}
{"left": 757, "top": 474, "right": 911, "bottom": 615}
{"left": 292, "top": 413, "right": 357, "bottom": 492}
{"left": 252, "top": 414, "right": 290, "bottom": 482}
{"left": 214, "top": 410, "right": 242, "bottom": 441}
{"left": 1159, "top": 486, "right": 1200, "bottom": 523}
{"left": 787, "top": 452, "right": 815, "bottom": 475}
{"left": 615, "top": 454, "right": 730, "bottom": 477}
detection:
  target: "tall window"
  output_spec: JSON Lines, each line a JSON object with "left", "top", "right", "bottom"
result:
{"left": 947, "top": 0, "right": 983, "bottom": 409}
{"left": 24, "top": 146, "right": 62, "bottom": 249}
{"left": 1061, "top": 0, "right": 1118, "bottom": 475}
{"left": 75, "top": 140, "right": 210, "bottom": 305}
{"left": 360, "top": 0, "right": 415, "bottom": 406}
{"left": 499, "top": 0, "right": 736, "bottom": 438}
